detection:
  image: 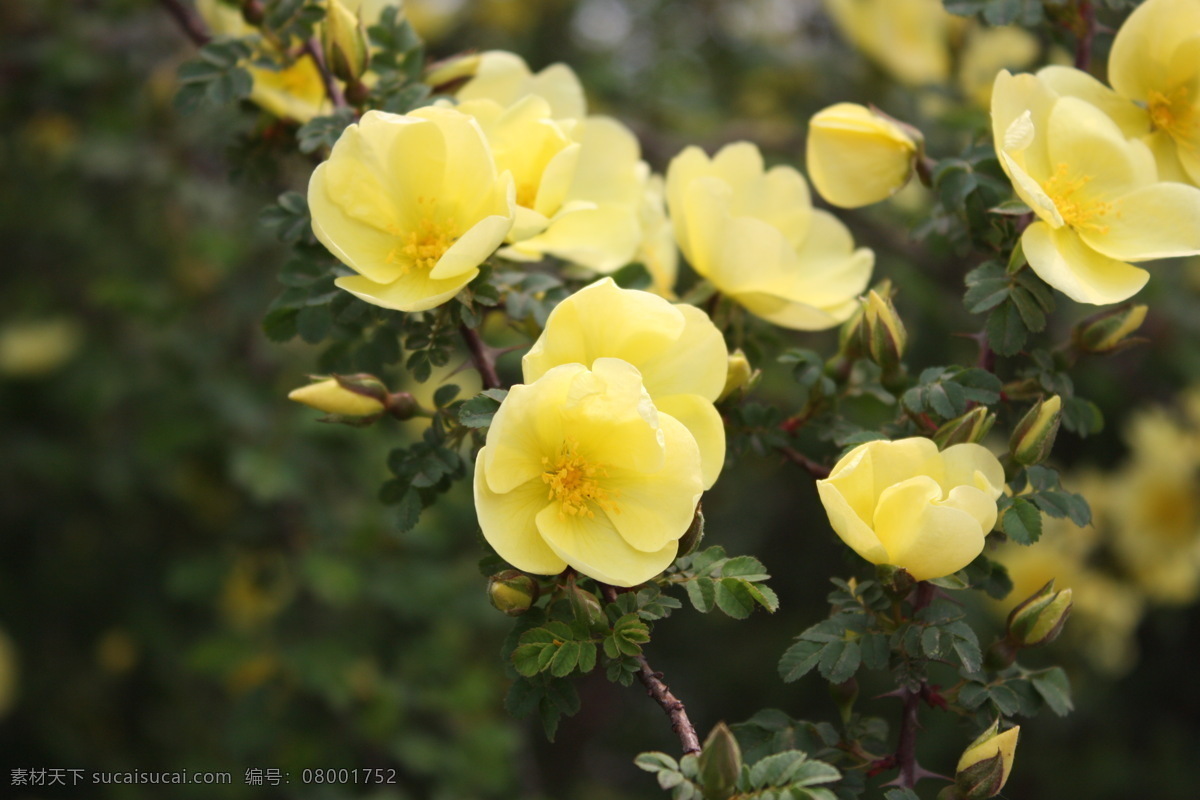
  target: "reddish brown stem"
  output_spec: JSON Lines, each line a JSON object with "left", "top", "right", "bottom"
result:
{"left": 158, "top": 0, "right": 211, "bottom": 46}
{"left": 303, "top": 37, "right": 348, "bottom": 109}
{"left": 780, "top": 446, "right": 830, "bottom": 480}
{"left": 1074, "top": 1, "right": 1095, "bottom": 71}
{"left": 460, "top": 325, "right": 502, "bottom": 390}
{"left": 601, "top": 584, "right": 701, "bottom": 755}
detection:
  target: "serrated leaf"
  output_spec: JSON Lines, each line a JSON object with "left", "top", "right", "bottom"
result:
{"left": 549, "top": 640, "right": 581, "bottom": 678}
{"left": 715, "top": 578, "right": 756, "bottom": 619}
{"left": 1010, "top": 287, "right": 1047, "bottom": 331}
{"left": 989, "top": 683, "right": 1022, "bottom": 715}
{"left": 921, "top": 625, "right": 943, "bottom": 659}
{"left": 1002, "top": 497, "right": 1042, "bottom": 545}
{"left": 576, "top": 642, "right": 597, "bottom": 674}
{"left": 395, "top": 489, "right": 421, "bottom": 532}
{"left": 504, "top": 677, "right": 541, "bottom": 718}
{"left": 818, "top": 640, "right": 861, "bottom": 684}
{"left": 778, "top": 640, "right": 823, "bottom": 683}
{"left": 988, "top": 300, "right": 1028, "bottom": 356}
{"left": 860, "top": 632, "right": 889, "bottom": 670}
{"left": 721, "top": 555, "right": 769, "bottom": 581}
{"left": 786, "top": 760, "right": 842, "bottom": 787}
{"left": 635, "top": 752, "right": 681, "bottom": 774}
{"left": 1032, "top": 667, "right": 1073, "bottom": 716}
{"left": 684, "top": 577, "right": 716, "bottom": 613}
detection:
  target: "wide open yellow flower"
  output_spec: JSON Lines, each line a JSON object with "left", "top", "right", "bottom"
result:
{"left": 307, "top": 107, "right": 515, "bottom": 311}
{"left": 474, "top": 359, "right": 704, "bottom": 587}
{"left": 816, "top": 437, "right": 1005, "bottom": 581}
{"left": 1109, "top": 0, "right": 1200, "bottom": 186}
{"left": 992, "top": 70, "right": 1200, "bottom": 305}
{"left": 666, "top": 142, "right": 873, "bottom": 330}
{"left": 450, "top": 53, "right": 646, "bottom": 272}
{"left": 523, "top": 278, "right": 727, "bottom": 488}
{"left": 806, "top": 103, "right": 917, "bottom": 209}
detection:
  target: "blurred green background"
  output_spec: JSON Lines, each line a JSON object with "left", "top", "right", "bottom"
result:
{"left": 2, "top": 1, "right": 1199, "bottom": 798}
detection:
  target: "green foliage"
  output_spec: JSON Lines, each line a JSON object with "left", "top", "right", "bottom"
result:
{"left": 175, "top": 38, "right": 254, "bottom": 113}
{"left": 943, "top": 0, "right": 1047, "bottom": 25}
{"left": 901, "top": 366, "right": 1002, "bottom": 421}
{"left": 459, "top": 388, "right": 509, "bottom": 428}
{"left": 297, "top": 107, "right": 356, "bottom": 153}
{"left": 669, "top": 547, "right": 779, "bottom": 618}
{"left": 635, "top": 749, "right": 841, "bottom": 800}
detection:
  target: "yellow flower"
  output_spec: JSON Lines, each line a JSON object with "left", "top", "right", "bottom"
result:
{"left": 816, "top": 438, "right": 1005, "bottom": 581}
{"left": 1108, "top": 0, "right": 1200, "bottom": 186}
{"left": 523, "top": 278, "right": 727, "bottom": 488}
{"left": 822, "top": 0, "right": 951, "bottom": 87}
{"left": 636, "top": 173, "right": 680, "bottom": 298}
{"left": 450, "top": 54, "right": 647, "bottom": 273}
{"left": 957, "top": 25, "right": 1041, "bottom": 108}
{"left": 474, "top": 359, "right": 704, "bottom": 587}
{"left": 0, "top": 317, "right": 81, "bottom": 378}
{"left": 307, "top": 107, "right": 515, "bottom": 311}
{"left": 665, "top": 142, "right": 873, "bottom": 330}
{"left": 288, "top": 377, "right": 387, "bottom": 417}
{"left": 806, "top": 103, "right": 917, "bottom": 209}
{"left": 992, "top": 70, "right": 1200, "bottom": 304}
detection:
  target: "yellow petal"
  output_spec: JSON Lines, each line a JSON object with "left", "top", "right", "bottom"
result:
{"left": 1046, "top": 97, "right": 1144, "bottom": 198}
{"left": 634, "top": 303, "right": 728, "bottom": 400}
{"left": 991, "top": 70, "right": 1058, "bottom": 188}
{"left": 603, "top": 412, "right": 703, "bottom": 553}
{"left": 566, "top": 116, "right": 643, "bottom": 205}
{"left": 536, "top": 502, "right": 678, "bottom": 587}
{"left": 874, "top": 476, "right": 987, "bottom": 581}
{"left": 457, "top": 51, "right": 586, "bottom": 121}
{"left": 1022, "top": 222, "right": 1150, "bottom": 305}
{"left": 334, "top": 271, "right": 475, "bottom": 313}
{"left": 483, "top": 365, "right": 580, "bottom": 495}
{"left": 939, "top": 443, "right": 1006, "bottom": 500}
{"left": 565, "top": 358, "right": 666, "bottom": 475}
{"left": 1036, "top": 65, "right": 1151, "bottom": 139}
{"left": 1083, "top": 182, "right": 1200, "bottom": 261}
{"left": 1109, "top": 0, "right": 1200, "bottom": 103}
{"left": 518, "top": 203, "right": 642, "bottom": 272}
{"left": 815, "top": 476, "right": 889, "bottom": 566}
{"left": 807, "top": 103, "right": 916, "bottom": 208}
{"left": 653, "top": 394, "right": 726, "bottom": 490}
{"left": 428, "top": 211, "right": 514, "bottom": 279}
{"left": 474, "top": 454, "right": 567, "bottom": 576}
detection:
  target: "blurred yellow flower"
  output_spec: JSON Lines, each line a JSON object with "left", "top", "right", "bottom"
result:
{"left": 307, "top": 107, "right": 515, "bottom": 311}
{"left": 474, "top": 359, "right": 704, "bottom": 587}
{"left": 665, "top": 142, "right": 873, "bottom": 330}
{"left": 523, "top": 278, "right": 727, "bottom": 488}
{"left": 816, "top": 438, "right": 1005, "bottom": 581}
{"left": 457, "top": 50, "right": 586, "bottom": 122}
{"left": 957, "top": 25, "right": 1041, "bottom": 108}
{"left": 636, "top": 173, "right": 679, "bottom": 298}
{"left": 288, "top": 377, "right": 387, "bottom": 417}
{"left": 822, "top": 0, "right": 951, "bottom": 87}
{"left": 806, "top": 103, "right": 917, "bottom": 209}
{"left": 0, "top": 317, "right": 81, "bottom": 378}
{"left": 992, "top": 70, "right": 1200, "bottom": 304}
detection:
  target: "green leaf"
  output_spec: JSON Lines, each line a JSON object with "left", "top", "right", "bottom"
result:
{"left": 860, "top": 632, "right": 889, "bottom": 670}
{"left": 818, "top": 640, "right": 861, "bottom": 684}
{"left": 684, "top": 577, "right": 716, "bottom": 613}
{"left": 778, "top": 640, "right": 823, "bottom": 683}
{"left": 635, "top": 752, "right": 680, "bottom": 775}
{"left": 715, "top": 578, "right": 756, "bottom": 619}
{"left": 883, "top": 789, "right": 921, "bottom": 800}
{"left": 1001, "top": 497, "right": 1043, "bottom": 545}
{"left": 296, "top": 108, "right": 356, "bottom": 154}
{"left": 987, "top": 300, "right": 1028, "bottom": 356}
{"left": 296, "top": 304, "right": 332, "bottom": 344}
{"left": 721, "top": 555, "right": 769, "bottom": 581}
{"left": 1032, "top": 667, "right": 1074, "bottom": 716}
{"left": 549, "top": 640, "right": 581, "bottom": 678}
{"left": 576, "top": 642, "right": 597, "bottom": 674}
{"left": 394, "top": 489, "right": 421, "bottom": 532}
{"left": 459, "top": 389, "right": 508, "bottom": 428}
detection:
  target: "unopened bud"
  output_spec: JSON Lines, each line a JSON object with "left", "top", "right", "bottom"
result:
{"left": 876, "top": 563, "right": 916, "bottom": 598}
{"left": 1009, "top": 395, "right": 1061, "bottom": 465}
{"left": 829, "top": 678, "right": 859, "bottom": 726}
{"left": 677, "top": 505, "right": 705, "bottom": 558}
{"left": 566, "top": 582, "right": 604, "bottom": 627}
{"left": 1073, "top": 303, "right": 1148, "bottom": 354}
{"left": 697, "top": 722, "right": 742, "bottom": 800}
{"left": 289, "top": 375, "right": 388, "bottom": 418}
{"left": 425, "top": 52, "right": 483, "bottom": 92}
{"left": 837, "top": 300, "right": 867, "bottom": 362}
{"left": 864, "top": 288, "right": 907, "bottom": 374}
{"left": 955, "top": 720, "right": 1019, "bottom": 799}
{"left": 933, "top": 406, "right": 996, "bottom": 449}
{"left": 487, "top": 570, "right": 539, "bottom": 616}
{"left": 1006, "top": 580, "right": 1072, "bottom": 647}
{"left": 386, "top": 391, "right": 418, "bottom": 421}
{"left": 806, "top": 102, "right": 919, "bottom": 209}
{"left": 322, "top": 0, "right": 369, "bottom": 85}
{"left": 718, "top": 349, "right": 753, "bottom": 401}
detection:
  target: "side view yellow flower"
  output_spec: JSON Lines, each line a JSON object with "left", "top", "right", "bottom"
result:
{"left": 666, "top": 142, "right": 873, "bottom": 330}
{"left": 816, "top": 437, "right": 1005, "bottom": 582}
{"left": 992, "top": 70, "right": 1200, "bottom": 305}
{"left": 807, "top": 103, "right": 917, "bottom": 209}
{"left": 456, "top": 50, "right": 587, "bottom": 122}
{"left": 474, "top": 359, "right": 704, "bottom": 587}
{"left": 822, "top": 0, "right": 951, "bottom": 87}
{"left": 523, "top": 278, "right": 727, "bottom": 488}
{"left": 307, "top": 107, "right": 515, "bottom": 311}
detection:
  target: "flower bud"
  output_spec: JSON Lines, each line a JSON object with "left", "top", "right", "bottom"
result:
{"left": 806, "top": 103, "right": 919, "bottom": 209}
{"left": 321, "top": 0, "right": 370, "bottom": 85}
{"left": 487, "top": 570, "right": 539, "bottom": 616}
{"left": 836, "top": 300, "right": 867, "bottom": 362}
{"left": 1073, "top": 303, "right": 1148, "bottom": 354}
{"left": 864, "top": 288, "right": 907, "bottom": 374}
{"left": 698, "top": 722, "right": 742, "bottom": 800}
{"left": 718, "top": 349, "right": 753, "bottom": 401}
{"left": 288, "top": 375, "right": 388, "bottom": 418}
{"left": 425, "top": 52, "right": 483, "bottom": 92}
{"left": 677, "top": 505, "right": 706, "bottom": 558}
{"left": 955, "top": 720, "right": 1019, "bottom": 799}
{"left": 875, "top": 563, "right": 916, "bottom": 598}
{"left": 1009, "top": 395, "right": 1062, "bottom": 465}
{"left": 566, "top": 582, "right": 605, "bottom": 627}
{"left": 386, "top": 391, "right": 418, "bottom": 421}
{"left": 933, "top": 406, "right": 996, "bottom": 449}
{"left": 1006, "top": 580, "right": 1072, "bottom": 647}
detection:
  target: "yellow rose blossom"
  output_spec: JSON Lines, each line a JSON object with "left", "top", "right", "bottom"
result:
{"left": 806, "top": 103, "right": 918, "bottom": 209}
{"left": 957, "top": 25, "right": 1041, "bottom": 108}
{"left": 822, "top": 0, "right": 951, "bottom": 87}
{"left": 1108, "top": 0, "right": 1200, "bottom": 186}
{"left": 523, "top": 278, "right": 727, "bottom": 488}
{"left": 816, "top": 438, "right": 1005, "bottom": 581}
{"left": 288, "top": 377, "right": 387, "bottom": 417}
{"left": 992, "top": 70, "right": 1200, "bottom": 304}
{"left": 666, "top": 142, "right": 873, "bottom": 330}
{"left": 636, "top": 173, "right": 679, "bottom": 298}
{"left": 474, "top": 359, "right": 704, "bottom": 587}
{"left": 449, "top": 54, "right": 647, "bottom": 272}
{"left": 307, "top": 106, "right": 515, "bottom": 311}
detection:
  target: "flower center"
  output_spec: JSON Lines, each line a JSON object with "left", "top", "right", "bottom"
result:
{"left": 1041, "top": 163, "right": 1111, "bottom": 235}
{"left": 1148, "top": 86, "right": 1196, "bottom": 149}
{"left": 387, "top": 197, "right": 455, "bottom": 274}
{"left": 542, "top": 439, "right": 619, "bottom": 519}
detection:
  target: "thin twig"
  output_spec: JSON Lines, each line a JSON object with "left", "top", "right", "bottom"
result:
{"left": 780, "top": 446, "right": 830, "bottom": 480}
{"left": 601, "top": 585, "right": 701, "bottom": 755}
{"left": 460, "top": 325, "right": 502, "bottom": 390}
{"left": 1074, "top": 1, "right": 1095, "bottom": 71}
{"left": 158, "top": 0, "right": 211, "bottom": 46}
{"left": 303, "top": 37, "right": 348, "bottom": 109}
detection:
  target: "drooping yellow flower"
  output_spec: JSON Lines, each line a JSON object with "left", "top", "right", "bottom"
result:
{"left": 1108, "top": 0, "right": 1200, "bottom": 186}
{"left": 816, "top": 438, "right": 1005, "bottom": 581}
{"left": 992, "top": 70, "right": 1200, "bottom": 304}
{"left": 449, "top": 53, "right": 647, "bottom": 273}
{"left": 666, "top": 142, "right": 873, "bottom": 330}
{"left": 822, "top": 0, "right": 952, "bottom": 87}
{"left": 474, "top": 359, "right": 704, "bottom": 587}
{"left": 307, "top": 107, "right": 515, "bottom": 311}
{"left": 523, "top": 278, "right": 727, "bottom": 488}
{"left": 806, "top": 103, "right": 918, "bottom": 209}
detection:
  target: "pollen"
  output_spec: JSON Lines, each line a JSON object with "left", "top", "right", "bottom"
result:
{"left": 1042, "top": 163, "right": 1112, "bottom": 235}
{"left": 1148, "top": 86, "right": 1196, "bottom": 150}
{"left": 387, "top": 197, "right": 455, "bottom": 274}
{"left": 542, "top": 439, "right": 619, "bottom": 520}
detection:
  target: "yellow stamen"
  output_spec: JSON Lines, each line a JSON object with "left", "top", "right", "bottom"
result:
{"left": 1148, "top": 86, "right": 1196, "bottom": 150}
{"left": 541, "top": 439, "right": 619, "bottom": 519}
{"left": 1042, "top": 163, "right": 1111, "bottom": 235}
{"left": 386, "top": 197, "right": 455, "bottom": 274}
